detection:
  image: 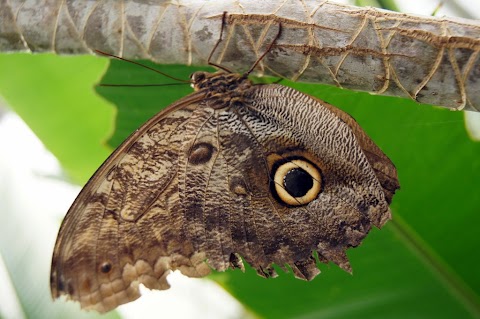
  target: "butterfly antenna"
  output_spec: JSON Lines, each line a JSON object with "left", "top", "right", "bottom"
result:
{"left": 98, "top": 83, "right": 190, "bottom": 88}
{"left": 245, "top": 23, "right": 283, "bottom": 76}
{"left": 207, "top": 12, "right": 234, "bottom": 73}
{"left": 95, "top": 50, "right": 191, "bottom": 83}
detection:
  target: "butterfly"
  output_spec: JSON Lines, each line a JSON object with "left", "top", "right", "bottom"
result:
{"left": 50, "top": 17, "right": 399, "bottom": 313}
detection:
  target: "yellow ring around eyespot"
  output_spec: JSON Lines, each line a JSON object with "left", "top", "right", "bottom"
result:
{"left": 273, "top": 159, "right": 322, "bottom": 206}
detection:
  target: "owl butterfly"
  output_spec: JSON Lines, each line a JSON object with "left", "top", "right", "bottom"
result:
{"left": 50, "top": 14, "right": 399, "bottom": 313}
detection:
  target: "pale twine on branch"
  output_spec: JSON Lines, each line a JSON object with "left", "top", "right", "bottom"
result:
{"left": 1, "top": 0, "right": 479, "bottom": 111}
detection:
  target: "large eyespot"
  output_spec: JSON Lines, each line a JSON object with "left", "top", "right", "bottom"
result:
{"left": 271, "top": 158, "right": 322, "bottom": 206}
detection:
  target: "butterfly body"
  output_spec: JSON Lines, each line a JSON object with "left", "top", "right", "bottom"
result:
{"left": 51, "top": 70, "right": 399, "bottom": 312}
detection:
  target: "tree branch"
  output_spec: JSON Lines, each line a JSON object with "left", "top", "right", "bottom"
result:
{"left": 1, "top": 0, "right": 479, "bottom": 111}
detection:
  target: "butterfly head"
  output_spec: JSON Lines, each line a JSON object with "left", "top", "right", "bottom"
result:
{"left": 189, "top": 71, "right": 253, "bottom": 109}
{"left": 190, "top": 71, "right": 250, "bottom": 92}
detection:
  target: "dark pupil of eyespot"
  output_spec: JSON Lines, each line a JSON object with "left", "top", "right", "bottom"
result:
{"left": 100, "top": 263, "right": 112, "bottom": 273}
{"left": 283, "top": 168, "right": 313, "bottom": 197}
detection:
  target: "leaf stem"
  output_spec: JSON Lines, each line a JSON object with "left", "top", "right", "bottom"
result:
{"left": 390, "top": 215, "right": 480, "bottom": 318}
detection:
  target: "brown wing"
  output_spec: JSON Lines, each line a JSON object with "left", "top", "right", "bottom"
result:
{"left": 158, "top": 82, "right": 399, "bottom": 283}
{"left": 223, "top": 83, "right": 400, "bottom": 278}
{"left": 52, "top": 81, "right": 399, "bottom": 313}
{"left": 50, "top": 92, "right": 211, "bottom": 313}
{"left": 318, "top": 101, "right": 400, "bottom": 204}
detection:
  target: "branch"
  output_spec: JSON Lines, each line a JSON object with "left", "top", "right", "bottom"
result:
{"left": 1, "top": 0, "right": 479, "bottom": 111}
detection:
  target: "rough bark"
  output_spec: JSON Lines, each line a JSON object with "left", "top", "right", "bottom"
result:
{"left": 1, "top": 0, "right": 479, "bottom": 111}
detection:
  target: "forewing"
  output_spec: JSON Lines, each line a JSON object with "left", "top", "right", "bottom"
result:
{"left": 50, "top": 95, "right": 210, "bottom": 313}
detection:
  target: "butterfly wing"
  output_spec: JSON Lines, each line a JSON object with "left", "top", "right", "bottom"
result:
{"left": 164, "top": 82, "right": 399, "bottom": 281}
{"left": 51, "top": 81, "right": 399, "bottom": 313}
{"left": 235, "top": 83, "right": 399, "bottom": 275}
{"left": 50, "top": 92, "right": 212, "bottom": 312}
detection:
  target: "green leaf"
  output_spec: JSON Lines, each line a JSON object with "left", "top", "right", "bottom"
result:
{"left": 0, "top": 53, "right": 113, "bottom": 184}
{"left": 1, "top": 53, "right": 479, "bottom": 319}
{"left": 96, "top": 59, "right": 213, "bottom": 148}
{"left": 0, "top": 53, "right": 120, "bottom": 319}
